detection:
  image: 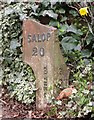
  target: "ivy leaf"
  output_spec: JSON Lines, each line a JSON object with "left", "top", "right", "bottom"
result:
{"left": 69, "top": 10, "right": 79, "bottom": 17}
{"left": 78, "top": 112, "right": 82, "bottom": 118}
{"left": 31, "top": 4, "right": 39, "bottom": 13}
{"left": 92, "top": 44, "right": 94, "bottom": 49}
{"left": 86, "top": 33, "right": 94, "bottom": 45}
{"left": 41, "top": 10, "right": 58, "bottom": 19}
{"left": 50, "top": 0, "right": 58, "bottom": 7}
{"left": 49, "top": 20, "right": 60, "bottom": 27}
{"left": 81, "top": 49, "right": 92, "bottom": 58}
{"left": 19, "top": 14, "right": 27, "bottom": 21}
{"left": 0, "top": 67, "right": 4, "bottom": 83}
{"left": 60, "top": 17, "right": 67, "bottom": 22}
{"left": 66, "top": 24, "right": 78, "bottom": 34}
{"left": 59, "top": 24, "right": 68, "bottom": 32}
{"left": 82, "top": 90, "right": 89, "bottom": 94}
{"left": 6, "top": 0, "right": 16, "bottom": 4}
{"left": 4, "top": 7, "right": 14, "bottom": 16}
{"left": 0, "top": 48, "right": 2, "bottom": 55}
{"left": 61, "top": 36, "right": 78, "bottom": 53}
{"left": 10, "top": 40, "right": 21, "bottom": 49}
{"left": 58, "top": 8, "right": 65, "bottom": 14}
{"left": 55, "top": 100, "right": 62, "bottom": 105}
{"left": 66, "top": 101, "right": 73, "bottom": 108}
{"left": 42, "top": 0, "right": 50, "bottom": 7}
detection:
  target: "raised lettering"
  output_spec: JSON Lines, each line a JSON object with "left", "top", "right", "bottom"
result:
{"left": 28, "top": 33, "right": 51, "bottom": 42}
{"left": 39, "top": 48, "right": 45, "bottom": 57}
{"left": 37, "top": 34, "right": 41, "bottom": 42}
{"left": 32, "top": 47, "right": 38, "bottom": 56}
{"left": 44, "top": 66, "right": 48, "bottom": 74}
{"left": 47, "top": 32, "right": 51, "bottom": 41}
{"left": 32, "top": 34, "right": 37, "bottom": 42}
{"left": 27, "top": 34, "right": 32, "bottom": 43}
{"left": 41, "top": 33, "right": 46, "bottom": 42}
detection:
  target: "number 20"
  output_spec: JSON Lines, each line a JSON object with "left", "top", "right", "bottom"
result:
{"left": 32, "top": 47, "right": 45, "bottom": 57}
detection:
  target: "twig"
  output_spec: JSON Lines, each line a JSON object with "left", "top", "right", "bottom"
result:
{"left": 0, "top": 99, "right": 7, "bottom": 104}
{"left": 82, "top": 31, "right": 89, "bottom": 42}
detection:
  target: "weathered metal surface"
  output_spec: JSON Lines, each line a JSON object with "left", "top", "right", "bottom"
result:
{"left": 23, "top": 19, "right": 69, "bottom": 110}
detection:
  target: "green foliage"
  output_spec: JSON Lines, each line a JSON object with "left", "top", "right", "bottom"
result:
{"left": 47, "top": 106, "right": 57, "bottom": 117}
{"left": 1, "top": 2, "right": 36, "bottom": 104}
{"left": 1, "top": 1, "right": 94, "bottom": 118}
{"left": 65, "top": 61, "right": 93, "bottom": 118}
{"left": 55, "top": 60, "right": 94, "bottom": 118}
